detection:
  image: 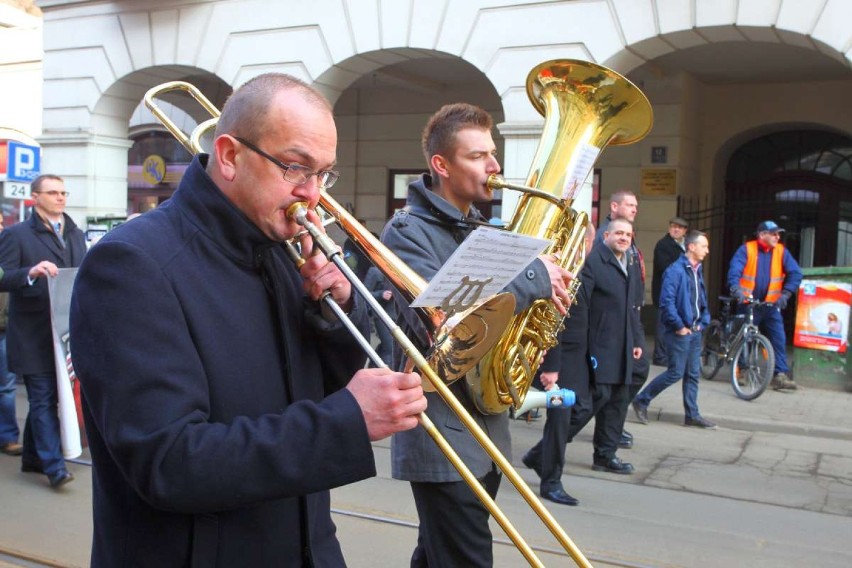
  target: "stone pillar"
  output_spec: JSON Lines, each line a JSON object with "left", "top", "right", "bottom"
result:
{"left": 497, "top": 120, "right": 594, "bottom": 223}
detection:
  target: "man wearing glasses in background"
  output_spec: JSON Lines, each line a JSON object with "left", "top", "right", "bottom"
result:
{"left": 0, "top": 174, "right": 86, "bottom": 488}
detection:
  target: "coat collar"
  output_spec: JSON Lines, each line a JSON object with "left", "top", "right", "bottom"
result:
{"left": 406, "top": 174, "right": 486, "bottom": 226}
{"left": 592, "top": 240, "right": 628, "bottom": 277}
{"left": 27, "top": 208, "right": 78, "bottom": 257}
{"left": 169, "top": 154, "right": 281, "bottom": 265}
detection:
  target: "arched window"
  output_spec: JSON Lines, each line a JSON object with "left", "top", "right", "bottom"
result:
{"left": 727, "top": 130, "right": 852, "bottom": 183}
{"left": 723, "top": 129, "right": 852, "bottom": 271}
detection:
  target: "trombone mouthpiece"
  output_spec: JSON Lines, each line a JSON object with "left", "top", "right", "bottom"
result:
{"left": 286, "top": 202, "right": 310, "bottom": 225}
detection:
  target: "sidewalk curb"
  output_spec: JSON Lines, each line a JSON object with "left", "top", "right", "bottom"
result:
{"left": 654, "top": 408, "right": 852, "bottom": 441}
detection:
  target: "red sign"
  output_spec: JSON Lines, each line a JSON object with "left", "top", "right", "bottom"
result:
{"left": 0, "top": 140, "right": 7, "bottom": 176}
{"left": 794, "top": 280, "right": 851, "bottom": 354}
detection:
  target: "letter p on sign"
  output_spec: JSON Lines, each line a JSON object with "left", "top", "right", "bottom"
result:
{"left": 7, "top": 141, "right": 40, "bottom": 183}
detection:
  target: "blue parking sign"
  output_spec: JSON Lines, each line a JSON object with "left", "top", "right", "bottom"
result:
{"left": 6, "top": 141, "right": 41, "bottom": 183}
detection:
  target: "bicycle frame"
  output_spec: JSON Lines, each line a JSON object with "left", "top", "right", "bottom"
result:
{"left": 721, "top": 302, "right": 760, "bottom": 364}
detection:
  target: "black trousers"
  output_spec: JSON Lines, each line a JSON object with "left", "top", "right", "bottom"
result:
{"left": 563, "top": 383, "right": 630, "bottom": 461}
{"left": 525, "top": 382, "right": 593, "bottom": 492}
{"left": 590, "top": 383, "right": 631, "bottom": 460}
{"left": 630, "top": 351, "right": 650, "bottom": 399}
{"left": 409, "top": 468, "right": 502, "bottom": 568}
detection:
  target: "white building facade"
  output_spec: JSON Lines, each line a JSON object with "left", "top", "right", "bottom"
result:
{"left": 3, "top": 0, "right": 852, "bottom": 297}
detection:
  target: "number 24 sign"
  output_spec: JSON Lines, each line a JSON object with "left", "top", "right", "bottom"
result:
{"left": 3, "top": 181, "right": 31, "bottom": 199}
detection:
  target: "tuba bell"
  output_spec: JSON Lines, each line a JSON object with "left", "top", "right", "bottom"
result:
{"left": 470, "top": 59, "right": 654, "bottom": 415}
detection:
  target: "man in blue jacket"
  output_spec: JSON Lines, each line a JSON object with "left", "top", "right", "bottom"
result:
{"left": 633, "top": 230, "right": 715, "bottom": 429}
{"left": 726, "top": 220, "right": 803, "bottom": 391}
{"left": 70, "top": 74, "right": 427, "bottom": 567}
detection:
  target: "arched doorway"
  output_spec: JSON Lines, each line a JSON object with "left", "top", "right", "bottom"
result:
{"left": 723, "top": 130, "right": 852, "bottom": 271}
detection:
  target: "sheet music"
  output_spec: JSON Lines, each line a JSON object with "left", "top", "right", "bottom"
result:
{"left": 563, "top": 143, "right": 600, "bottom": 200}
{"left": 411, "top": 226, "right": 550, "bottom": 309}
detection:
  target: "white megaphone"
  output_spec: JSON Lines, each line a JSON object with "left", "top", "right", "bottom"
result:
{"left": 514, "top": 387, "right": 576, "bottom": 417}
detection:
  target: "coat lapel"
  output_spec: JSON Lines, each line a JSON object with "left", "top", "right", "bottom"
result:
{"left": 30, "top": 216, "right": 67, "bottom": 263}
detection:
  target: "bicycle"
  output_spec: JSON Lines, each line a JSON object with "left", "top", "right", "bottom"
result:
{"left": 700, "top": 296, "right": 776, "bottom": 401}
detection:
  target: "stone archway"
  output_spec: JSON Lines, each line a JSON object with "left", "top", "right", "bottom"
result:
{"left": 320, "top": 51, "right": 503, "bottom": 233}
{"left": 723, "top": 129, "right": 852, "bottom": 269}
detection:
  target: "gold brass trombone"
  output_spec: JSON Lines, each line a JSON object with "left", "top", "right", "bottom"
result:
{"left": 145, "top": 80, "right": 593, "bottom": 567}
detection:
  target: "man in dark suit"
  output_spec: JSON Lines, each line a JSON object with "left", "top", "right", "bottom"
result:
{"left": 580, "top": 218, "right": 643, "bottom": 474}
{"left": 597, "top": 189, "right": 647, "bottom": 449}
{"left": 651, "top": 217, "right": 688, "bottom": 366}
{"left": 0, "top": 174, "right": 86, "bottom": 488}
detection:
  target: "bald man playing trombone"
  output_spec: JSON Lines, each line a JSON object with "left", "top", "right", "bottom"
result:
{"left": 70, "top": 73, "right": 427, "bottom": 567}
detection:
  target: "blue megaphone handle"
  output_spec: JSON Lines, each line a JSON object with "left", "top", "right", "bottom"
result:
{"left": 545, "top": 388, "right": 575, "bottom": 409}
{"left": 590, "top": 356, "right": 598, "bottom": 369}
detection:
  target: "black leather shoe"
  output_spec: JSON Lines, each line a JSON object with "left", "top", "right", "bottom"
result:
{"left": 618, "top": 431, "right": 633, "bottom": 449}
{"left": 48, "top": 470, "right": 75, "bottom": 489}
{"left": 592, "top": 456, "right": 635, "bottom": 475}
{"left": 21, "top": 460, "right": 44, "bottom": 474}
{"left": 542, "top": 488, "right": 579, "bottom": 506}
{"left": 522, "top": 452, "right": 542, "bottom": 478}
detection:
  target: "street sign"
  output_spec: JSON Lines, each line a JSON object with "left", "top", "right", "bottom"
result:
{"left": 6, "top": 141, "right": 40, "bottom": 183}
{"left": 3, "top": 181, "right": 31, "bottom": 199}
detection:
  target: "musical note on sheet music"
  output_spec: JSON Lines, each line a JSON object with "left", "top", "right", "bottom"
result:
{"left": 411, "top": 227, "right": 549, "bottom": 309}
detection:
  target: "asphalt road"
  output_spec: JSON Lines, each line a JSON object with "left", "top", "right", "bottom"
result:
{"left": 1, "top": 372, "right": 851, "bottom": 567}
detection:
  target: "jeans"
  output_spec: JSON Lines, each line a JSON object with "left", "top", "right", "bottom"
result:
{"left": 652, "top": 308, "right": 668, "bottom": 365}
{"left": 635, "top": 330, "right": 702, "bottom": 420}
{"left": 751, "top": 304, "right": 789, "bottom": 374}
{"left": 0, "top": 334, "right": 19, "bottom": 445}
{"left": 22, "top": 372, "right": 66, "bottom": 476}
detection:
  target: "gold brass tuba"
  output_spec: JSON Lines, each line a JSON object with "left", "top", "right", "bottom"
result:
{"left": 470, "top": 59, "right": 654, "bottom": 415}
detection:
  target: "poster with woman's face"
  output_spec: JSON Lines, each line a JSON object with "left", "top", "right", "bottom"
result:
{"left": 794, "top": 280, "right": 851, "bottom": 354}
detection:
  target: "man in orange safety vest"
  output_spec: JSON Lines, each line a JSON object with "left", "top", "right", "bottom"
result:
{"left": 726, "top": 220, "right": 803, "bottom": 391}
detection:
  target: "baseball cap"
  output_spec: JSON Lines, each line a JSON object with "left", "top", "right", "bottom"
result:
{"left": 669, "top": 216, "right": 688, "bottom": 228}
{"left": 756, "top": 220, "right": 785, "bottom": 233}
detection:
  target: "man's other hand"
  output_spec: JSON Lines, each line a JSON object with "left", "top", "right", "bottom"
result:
{"left": 539, "top": 253, "right": 574, "bottom": 315}
{"left": 346, "top": 368, "right": 426, "bottom": 441}
{"left": 28, "top": 260, "right": 59, "bottom": 280}
{"left": 776, "top": 290, "right": 793, "bottom": 310}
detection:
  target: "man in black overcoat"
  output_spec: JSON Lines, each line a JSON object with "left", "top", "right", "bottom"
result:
{"left": 577, "top": 218, "right": 643, "bottom": 474}
{"left": 651, "top": 216, "right": 688, "bottom": 365}
{"left": 523, "top": 224, "right": 596, "bottom": 505}
{"left": 0, "top": 174, "right": 86, "bottom": 488}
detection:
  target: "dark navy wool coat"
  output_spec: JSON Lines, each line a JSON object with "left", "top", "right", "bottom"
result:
{"left": 71, "top": 155, "right": 375, "bottom": 567}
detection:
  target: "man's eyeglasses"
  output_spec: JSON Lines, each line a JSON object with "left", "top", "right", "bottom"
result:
{"left": 233, "top": 136, "right": 339, "bottom": 189}
{"left": 35, "top": 191, "right": 70, "bottom": 198}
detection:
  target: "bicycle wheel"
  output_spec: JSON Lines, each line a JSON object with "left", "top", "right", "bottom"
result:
{"left": 730, "top": 333, "right": 775, "bottom": 401}
{"left": 700, "top": 320, "right": 724, "bottom": 380}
